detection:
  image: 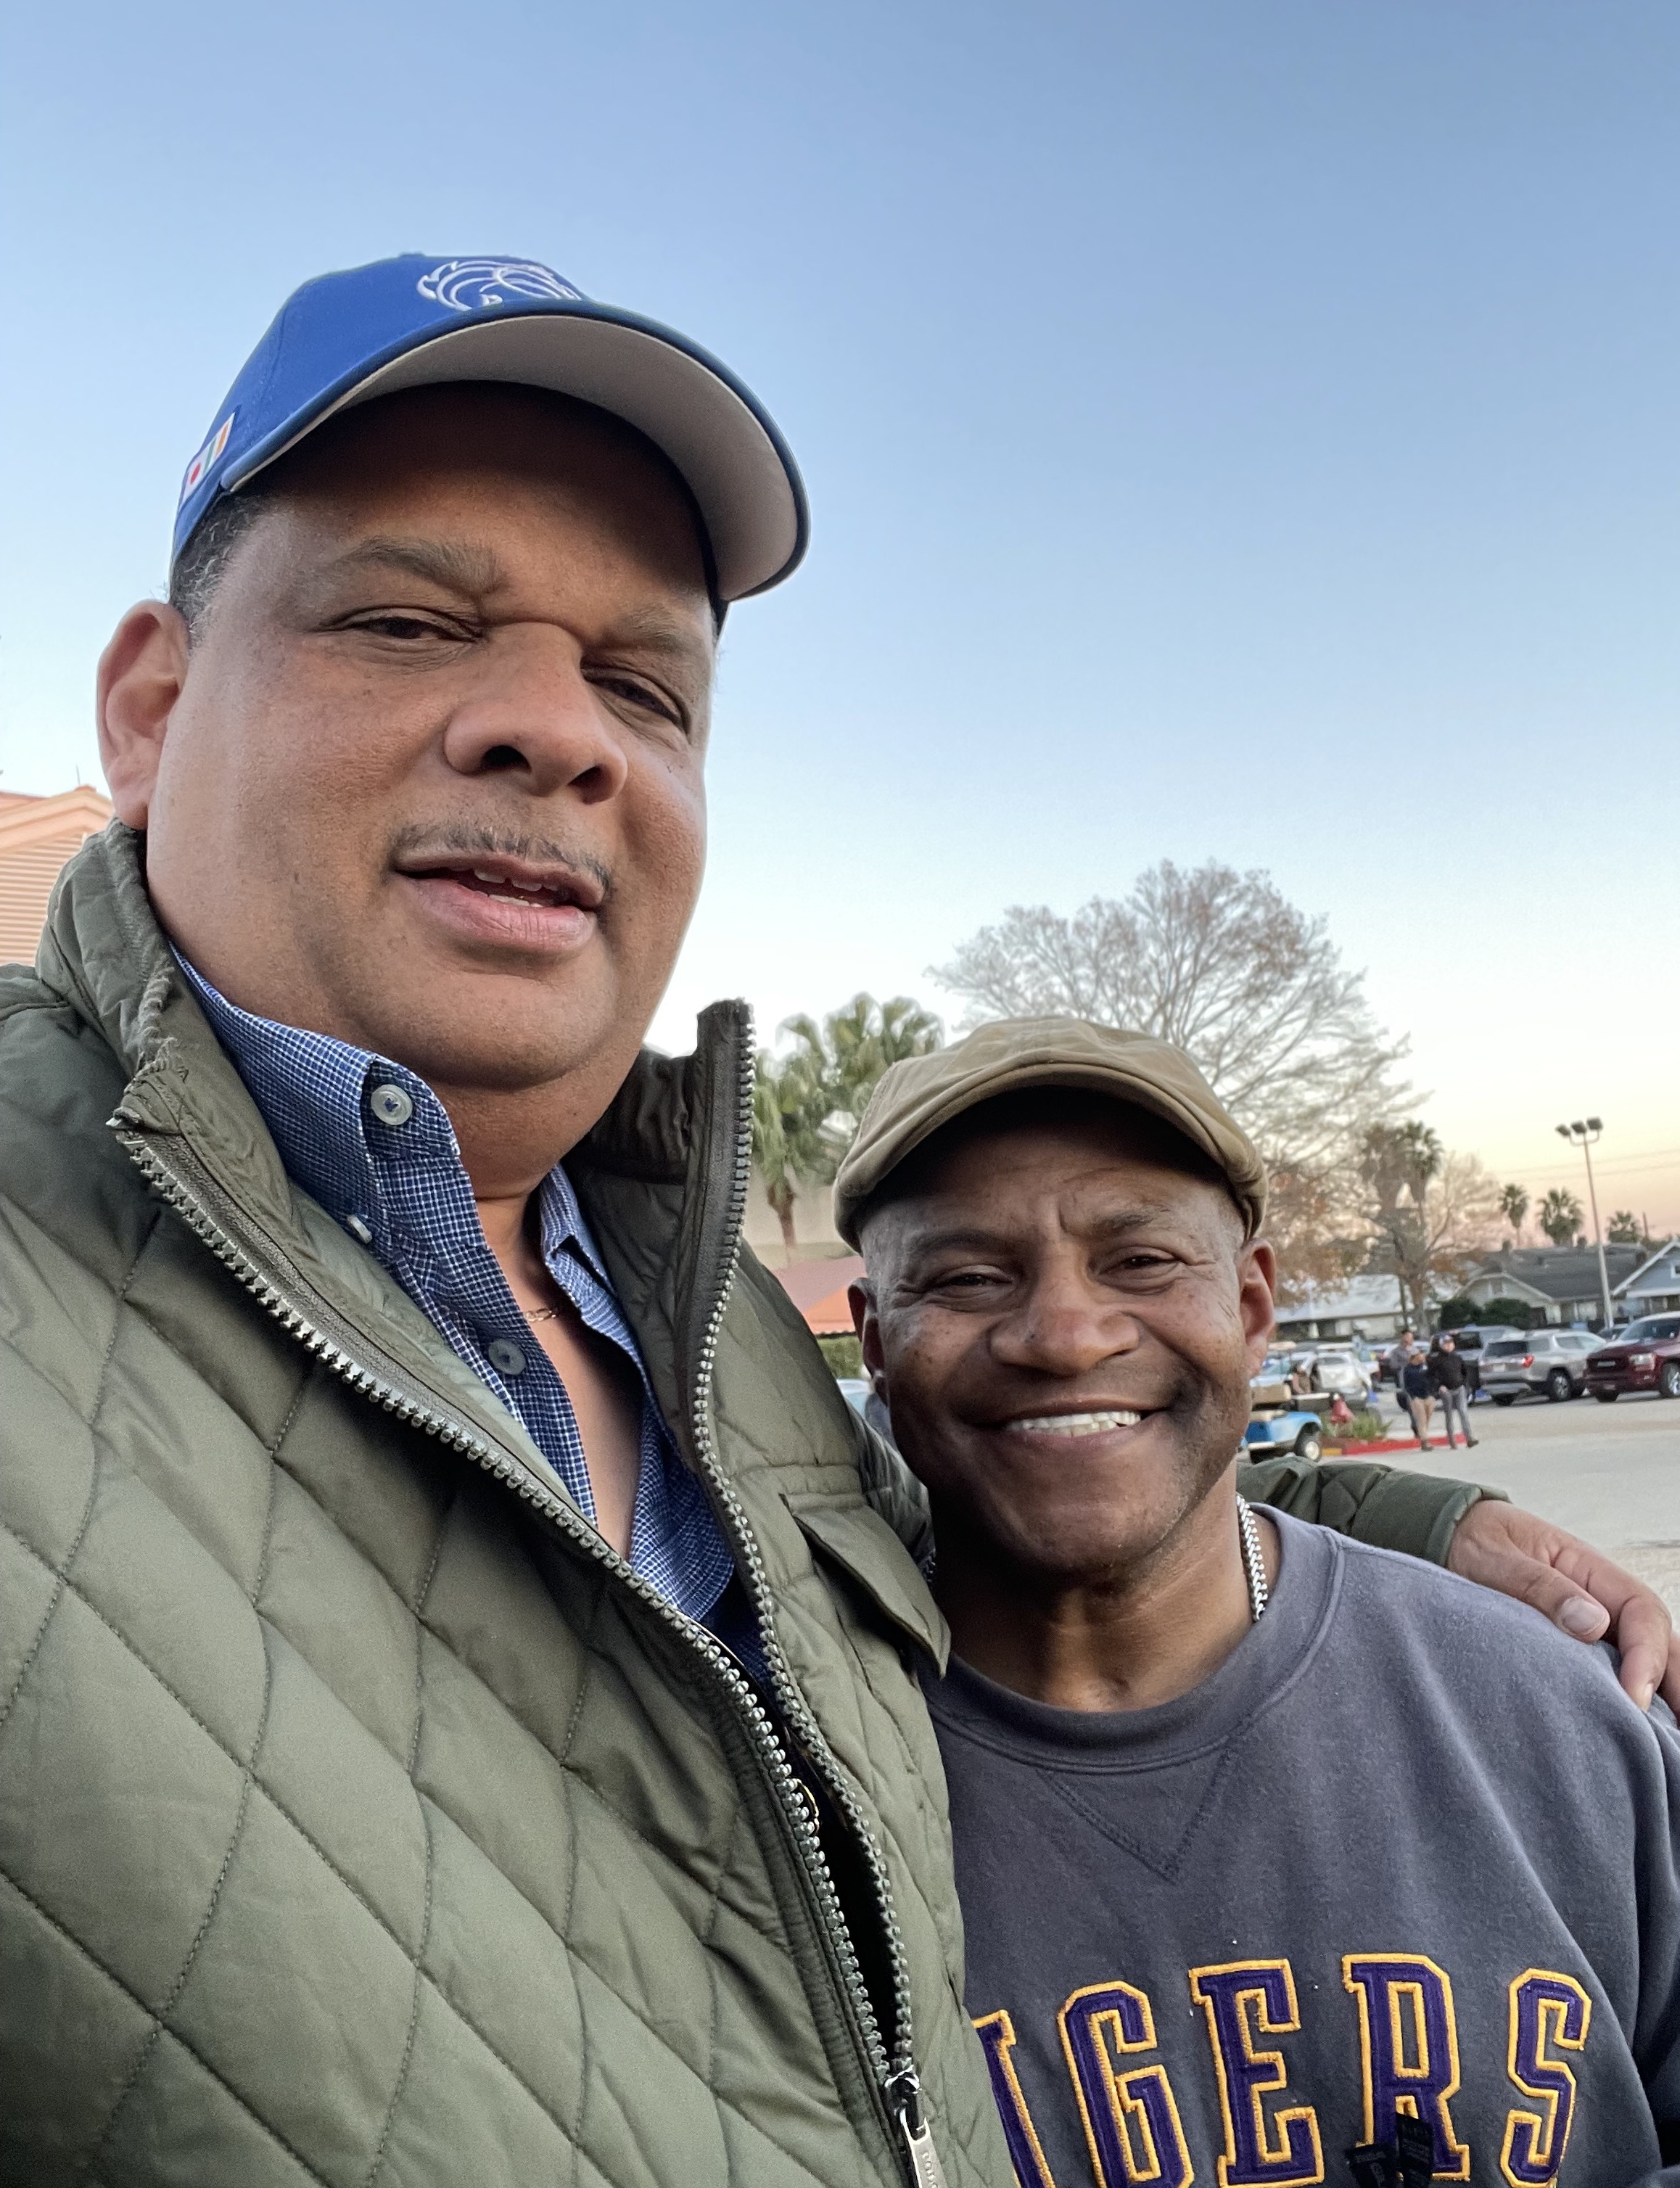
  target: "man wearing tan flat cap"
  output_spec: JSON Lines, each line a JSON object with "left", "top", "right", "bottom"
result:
{"left": 834, "top": 1020, "right": 1680, "bottom": 2181}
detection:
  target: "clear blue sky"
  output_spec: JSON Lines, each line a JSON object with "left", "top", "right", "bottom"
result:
{"left": 3, "top": 1, "right": 1676, "bottom": 1223}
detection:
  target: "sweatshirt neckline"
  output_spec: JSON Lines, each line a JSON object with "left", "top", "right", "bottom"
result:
{"left": 925, "top": 1509, "right": 1340, "bottom": 1770}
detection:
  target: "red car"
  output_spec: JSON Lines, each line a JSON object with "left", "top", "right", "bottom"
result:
{"left": 1585, "top": 1313, "right": 1680, "bottom": 1401}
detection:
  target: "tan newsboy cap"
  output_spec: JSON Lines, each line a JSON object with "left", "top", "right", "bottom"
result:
{"left": 831, "top": 1016, "right": 1267, "bottom": 1246}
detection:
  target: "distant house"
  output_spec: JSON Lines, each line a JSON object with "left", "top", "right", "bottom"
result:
{"left": 1457, "top": 1245, "right": 1647, "bottom": 1329}
{"left": 1614, "top": 1238, "right": 1680, "bottom": 1320}
{"left": 1272, "top": 1275, "right": 1405, "bottom": 1344}
{"left": 0, "top": 786, "right": 113, "bottom": 966}
{"left": 767, "top": 1254, "right": 866, "bottom": 1336}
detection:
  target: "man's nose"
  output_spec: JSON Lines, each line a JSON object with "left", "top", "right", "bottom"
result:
{"left": 438, "top": 628, "right": 631, "bottom": 802}
{"left": 991, "top": 1271, "right": 1139, "bottom": 1377}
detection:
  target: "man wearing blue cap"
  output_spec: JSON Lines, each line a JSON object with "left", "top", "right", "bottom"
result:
{"left": 0, "top": 254, "right": 1668, "bottom": 2188}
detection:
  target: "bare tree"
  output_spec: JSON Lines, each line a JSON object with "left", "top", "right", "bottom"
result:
{"left": 932, "top": 863, "right": 1411, "bottom": 1282}
{"left": 1362, "top": 1124, "right": 1502, "bottom": 1326}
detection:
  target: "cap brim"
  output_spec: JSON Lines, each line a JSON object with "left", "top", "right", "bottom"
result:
{"left": 833, "top": 1056, "right": 1268, "bottom": 1246}
{"left": 222, "top": 303, "right": 807, "bottom": 602}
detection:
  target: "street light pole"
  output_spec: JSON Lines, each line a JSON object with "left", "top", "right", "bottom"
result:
{"left": 1555, "top": 1116, "right": 1613, "bottom": 1328}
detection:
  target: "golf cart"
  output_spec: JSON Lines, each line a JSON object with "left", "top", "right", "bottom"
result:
{"left": 1243, "top": 1372, "right": 1327, "bottom": 1463}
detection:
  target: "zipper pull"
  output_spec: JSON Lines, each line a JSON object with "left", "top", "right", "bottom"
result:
{"left": 886, "top": 2067, "right": 950, "bottom": 2188}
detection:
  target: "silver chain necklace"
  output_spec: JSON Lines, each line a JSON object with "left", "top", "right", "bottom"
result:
{"left": 1236, "top": 1493, "right": 1270, "bottom": 1624}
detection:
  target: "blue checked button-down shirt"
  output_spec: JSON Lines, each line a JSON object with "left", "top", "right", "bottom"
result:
{"left": 178, "top": 958, "right": 737, "bottom": 1628}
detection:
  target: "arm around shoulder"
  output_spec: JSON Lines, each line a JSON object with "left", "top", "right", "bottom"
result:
{"left": 1235, "top": 1455, "right": 1504, "bottom": 1567}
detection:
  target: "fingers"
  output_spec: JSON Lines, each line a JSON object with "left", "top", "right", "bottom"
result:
{"left": 1505, "top": 1557, "right": 1611, "bottom": 1642}
{"left": 1548, "top": 1546, "right": 1673, "bottom": 1710}
{"left": 1598, "top": 1589, "right": 1667, "bottom": 1714}
{"left": 1447, "top": 1500, "right": 1673, "bottom": 1710}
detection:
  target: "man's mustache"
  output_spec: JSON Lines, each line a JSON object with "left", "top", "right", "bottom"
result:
{"left": 387, "top": 822, "right": 614, "bottom": 901}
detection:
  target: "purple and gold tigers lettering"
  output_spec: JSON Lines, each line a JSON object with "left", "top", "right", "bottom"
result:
{"left": 1500, "top": 1971, "right": 1592, "bottom": 2187}
{"left": 973, "top": 2010, "right": 1060, "bottom": 2188}
{"left": 1341, "top": 1955, "right": 1470, "bottom": 2179}
{"left": 1188, "top": 1961, "right": 1323, "bottom": 2187}
{"left": 1056, "top": 1982, "right": 1193, "bottom": 2188}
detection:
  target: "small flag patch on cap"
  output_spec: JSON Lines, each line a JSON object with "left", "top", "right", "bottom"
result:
{"left": 180, "top": 413, "right": 235, "bottom": 506}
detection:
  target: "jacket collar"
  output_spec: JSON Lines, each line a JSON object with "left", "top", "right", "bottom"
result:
{"left": 37, "top": 823, "right": 748, "bottom": 1484}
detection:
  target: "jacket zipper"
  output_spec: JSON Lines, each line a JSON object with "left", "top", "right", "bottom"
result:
{"left": 112, "top": 1048, "right": 944, "bottom": 2187}
{"left": 683, "top": 1011, "right": 944, "bottom": 2185}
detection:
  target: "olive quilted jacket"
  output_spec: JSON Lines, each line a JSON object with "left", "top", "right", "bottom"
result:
{"left": 0, "top": 828, "right": 1486, "bottom": 2188}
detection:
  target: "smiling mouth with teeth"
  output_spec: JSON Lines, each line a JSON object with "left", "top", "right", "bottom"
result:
{"left": 456, "top": 866, "right": 578, "bottom": 906}
{"left": 402, "top": 859, "right": 599, "bottom": 911}
{"left": 1006, "top": 1410, "right": 1146, "bottom": 1437}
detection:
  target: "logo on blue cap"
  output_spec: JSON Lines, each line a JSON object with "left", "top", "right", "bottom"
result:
{"left": 179, "top": 412, "right": 236, "bottom": 509}
{"left": 416, "top": 259, "right": 582, "bottom": 313}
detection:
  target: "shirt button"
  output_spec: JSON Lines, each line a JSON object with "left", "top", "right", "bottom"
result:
{"left": 345, "top": 1214, "right": 374, "bottom": 1246}
{"left": 487, "top": 1338, "right": 527, "bottom": 1376}
{"left": 368, "top": 1082, "right": 414, "bottom": 1128}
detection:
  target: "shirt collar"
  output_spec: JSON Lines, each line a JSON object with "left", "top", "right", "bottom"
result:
{"left": 176, "top": 953, "right": 606, "bottom": 1278}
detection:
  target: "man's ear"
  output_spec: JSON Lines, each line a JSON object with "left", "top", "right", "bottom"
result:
{"left": 851, "top": 1280, "right": 889, "bottom": 1399}
{"left": 1237, "top": 1238, "right": 1278, "bottom": 1372}
{"left": 97, "top": 602, "right": 192, "bottom": 828}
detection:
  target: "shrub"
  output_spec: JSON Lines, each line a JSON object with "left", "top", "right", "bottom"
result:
{"left": 1478, "top": 1296, "right": 1538, "bottom": 1331}
{"left": 818, "top": 1333, "right": 863, "bottom": 1378}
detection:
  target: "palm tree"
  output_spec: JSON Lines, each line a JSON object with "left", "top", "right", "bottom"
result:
{"left": 802, "top": 993, "right": 944, "bottom": 1130}
{"left": 752, "top": 1047, "right": 830, "bottom": 1255}
{"left": 1499, "top": 1183, "right": 1528, "bottom": 1243}
{"left": 752, "top": 994, "right": 944, "bottom": 1252}
{"left": 1537, "top": 1188, "right": 1584, "bottom": 1247}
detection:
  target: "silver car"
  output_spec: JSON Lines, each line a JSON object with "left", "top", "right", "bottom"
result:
{"left": 1478, "top": 1331, "right": 1598, "bottom": 1404}
{"left": 1300, "top": 1349, "right": 1373, "bottom": 1400}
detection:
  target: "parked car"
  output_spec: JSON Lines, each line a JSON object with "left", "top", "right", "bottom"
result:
{"left": 1431, "top": 1324, "right": 1524, "bottom": 1354}
{"left": 1301, "top": 1349, "right": 1372, "bottom": 1399}
{"left": 1584, "top": 1315, "right": 1680, "bottom": 1402}
{"left": 1478, "top": 1331, "right": 1599, "bottom": 1404}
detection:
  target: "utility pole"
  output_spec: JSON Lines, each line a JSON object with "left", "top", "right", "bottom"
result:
{"left": 1555, "top": 1117, "right": 1613, "bottom": 1328}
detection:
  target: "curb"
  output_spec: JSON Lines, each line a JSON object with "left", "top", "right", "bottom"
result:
{"left": 1320, "top": 1438, "right": 1428, "bottom": 1456}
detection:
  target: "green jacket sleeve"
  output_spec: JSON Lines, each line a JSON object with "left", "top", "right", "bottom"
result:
{"left": 1235, "top": 1457, "right": 1509, "bottom": 1568}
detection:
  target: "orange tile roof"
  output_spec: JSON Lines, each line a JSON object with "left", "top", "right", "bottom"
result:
{"left": 0, "top": 787, "right": 114, "bottom": 967}
{"left": 768, "top": 1254, "right": 867, "bottom": 1335}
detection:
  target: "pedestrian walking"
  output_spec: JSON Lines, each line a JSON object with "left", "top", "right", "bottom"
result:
{"left": 1404, "top": 1349, "right": 1437, "bottom": 1447}
{"left": 1431, "top": 1333, "right": 1479, "bottom": 1449}
{"left": 1388, "top": 1326, "right": 1419, "bottom": 1434}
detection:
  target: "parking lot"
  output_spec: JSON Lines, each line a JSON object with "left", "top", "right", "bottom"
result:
{"left": 1380, "top": 1390, "right": 1680, "bottom": 1611}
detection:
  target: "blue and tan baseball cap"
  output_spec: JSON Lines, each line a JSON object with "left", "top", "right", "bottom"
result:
{"left": 172, "top": 253, "right": 808, "bottom": 602}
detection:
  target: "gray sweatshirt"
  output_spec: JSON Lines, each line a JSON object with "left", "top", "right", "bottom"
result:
{"left": 926, "top": 1511, "right": 1680, "bottom": 2184}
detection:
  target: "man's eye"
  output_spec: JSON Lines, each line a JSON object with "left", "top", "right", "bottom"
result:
{"left": 929, "top": 1269, "right": 1007, "bottom": 1295}
{"left": 349, "top": 614, "right": 459, "bottom": 642}
{"left": 589, "top": 673, "right": 683, "bottom": 727}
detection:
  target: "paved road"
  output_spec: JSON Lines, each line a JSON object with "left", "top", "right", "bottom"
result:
{"left": 1376, "top": 1388, "right": 1680, "bottom": 1608}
